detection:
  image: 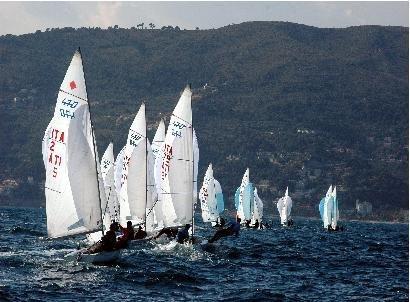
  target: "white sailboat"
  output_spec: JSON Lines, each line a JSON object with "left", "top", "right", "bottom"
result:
{"left": 234, "top": 168, "right": 254, "bottom": 222}
{"left": 42, "top": 49, "right": 119, "bottom": 262}
{"left": 277, "top": 187, "right": 293, "bottom": 226}
{"left": 319, "top": 185, "right": 334, "bottom": 229}
{"left": 251, "top": 188, "right": 263, "bottom": 225}
{"left": 157, "top": 85, "right": 196, "bottom": 232}
{"left": 199, "top": 163, "right": 224, "bottom": 226}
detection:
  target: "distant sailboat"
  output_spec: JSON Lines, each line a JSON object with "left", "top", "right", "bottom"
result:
{"left": 251, "top": 188, "right": 263, "bottom": 225}
{"left": 277, "top": 187, "right": 293, "bottom": 226}
{"left": 199, "top": 163, "right": 224, "bottom": 226}
{"left": 42, "top": 49, "right": 119, "bottom": 262}
{"left": 157, "top": 85, "right": 196, "bottom": 234}
{"left": 234, "top": 168, "right": 254, "bottom": 222}
{"left": 319, "top": 185, "right": 334, "bottom": 229}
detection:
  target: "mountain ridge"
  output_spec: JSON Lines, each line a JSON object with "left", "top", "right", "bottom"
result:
{"left": 0, "top": 21, "right": 408, "bottom": 221}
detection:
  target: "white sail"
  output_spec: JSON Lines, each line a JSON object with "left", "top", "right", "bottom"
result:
{"left": 152, "top": 119, "right": 165, "bottom": 160}
{"left": 331, "top": 186, "right": 339, "bottom": 229}
{"left": 42, "top": 50, "right": 105, "bottom": 238}
{"left": 158, "top": 86, "right": 194, "bottom": 226}
{"left": 277, "top": 187, "right": 292, "bottom": 225}
{"left": 199, "top": 163, "right": 219, "bottom": 223}
{"left": 119, "top": 103, "right": 147, "bottom": 225}
{"left": 100, "top": 143, "right": 119, "bottom": 225}
{"left": 236, "top": 168, "right": 249, "bottom": 221}
{"left": 87, "top": 143, "right": 119, "bottom": 243}
{"left": 114, "top": 145, "right": 125, "bottom": 197}
{"left": 252, "top": 188, "right": 263, "bottom": 223}
{"left": 145, "top": 139, "right": 158, "bottom": 232}
{"left": 322, "top": 185, "right": 333, "bottom": 228}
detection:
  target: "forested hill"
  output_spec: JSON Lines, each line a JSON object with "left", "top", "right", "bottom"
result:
{"left": 0, "top": 21, "right": 408, "bottom": 220}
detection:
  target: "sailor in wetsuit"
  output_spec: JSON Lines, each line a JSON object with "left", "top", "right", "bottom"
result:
{"left": 115, "top": 221, "right": 135, "bottom": 249}
{"left": 253, "top": 219, "right": 260, "bottom": 229}
{"left": 154, "top": 227, "right": 179, "bottom": 239}
{"left": 176, "top": 224, "right": 191, "bottom": 244}
{"left": 134, "top": 225, "right": 147, "bottom": 239}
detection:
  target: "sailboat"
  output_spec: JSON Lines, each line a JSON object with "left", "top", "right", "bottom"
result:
{"left": 277, "top": 187, "right": 293, "bottom": 226}
{"left": 234, "top": 168, "right": 254, "bottom": 223}
{"left": 42, "top": 49, "right": 119, "bottom": 263}
{"left": 251, "top": 188, "right": 263, "bottom": 226}
{"left": 199, "top": 163, "right": 224, "bottom": 226}
{"left": 87, "top": 143, "right": 119, "bottom": 243}
{"left": 157, "top": 85, "right": 197, "bottom": 238}
{"left": 319, "top": 185, "right": 334, "bottom": 230}
{"left": 119, "top": 103, "right": 156, "bottom": 232}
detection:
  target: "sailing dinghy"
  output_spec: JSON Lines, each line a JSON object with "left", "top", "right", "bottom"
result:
{"left": 42, "top": 49, "right": 119, "bottom": 263}
{"left": 156, "top": 85, "right": 198, "bottom": 241}
{"left": 251, "top": 188, "right": 263, "bottom": 227}
{"left": 199, "top": 163, "right": 224, "bottom": 226}
{"left": 234, "top": 168, "right": 254, "bottom": 223}
{"left": 277, "top": 187, "right": 293, "bottom": 226}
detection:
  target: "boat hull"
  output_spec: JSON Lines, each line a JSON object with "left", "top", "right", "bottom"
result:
{"left": 65, "top": 248, "right": 121, "bottom": 264}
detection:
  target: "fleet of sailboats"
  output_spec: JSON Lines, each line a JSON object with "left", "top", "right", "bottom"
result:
{"left": 41, "top": 49, "right": 344, "bottom": 263}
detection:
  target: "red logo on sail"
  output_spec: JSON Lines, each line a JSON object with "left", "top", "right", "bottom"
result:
{"left": 69, "top": 81, "right": 77, "bottom": 90}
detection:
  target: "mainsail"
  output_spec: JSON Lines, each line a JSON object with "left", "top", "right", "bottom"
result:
{"left": 42, "top": 49, "right": 106, "bottom": 238}
{"left": 114, "top": 145, "right": 125, "bottom": 197}
{"left": 100, "top": 143, "right": 119, "bottom": 225}
{"left": 119, "top": 103, "right": 147, "bottom": 226}
{"left": 277, "top": 187, "right": 292, "bottom": 225}
{"left": 158, "top": 86, "right": 194, "bottom": 227}
{"left": 151, "top": 119, "right": 167, "bottom": 229}
{"left": 152, "top": 119, "right": 165, "bottom": 160}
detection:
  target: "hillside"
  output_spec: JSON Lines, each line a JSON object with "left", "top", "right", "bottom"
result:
{"left": 0, "top": 21, "right": 408, "bottom": 220}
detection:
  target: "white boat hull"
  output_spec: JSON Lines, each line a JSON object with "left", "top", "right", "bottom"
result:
{"left": 65, "top": 248, "right": 121, "bottom": 264}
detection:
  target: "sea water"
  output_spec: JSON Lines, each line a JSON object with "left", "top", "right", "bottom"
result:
{"left": 0, "top": 207, "right": 408, "bottom": 301}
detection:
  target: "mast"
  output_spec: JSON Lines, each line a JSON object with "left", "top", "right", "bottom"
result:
{"left": 79, "top": 47, "right": 104, "bottom": 236}
{"left": 191, "top": 84, "right": 194, "bottom": 237}
{"left": 144, "top": 102, "right": 147, "bottom": 232}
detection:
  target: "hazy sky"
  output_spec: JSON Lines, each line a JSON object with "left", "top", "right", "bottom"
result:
{"left": 0, "top": 1, "right": 408, "bottom": 36}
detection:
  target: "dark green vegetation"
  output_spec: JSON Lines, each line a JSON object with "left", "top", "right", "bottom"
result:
{"left": 0, "top": 22, "right": 408, "bottom": 221}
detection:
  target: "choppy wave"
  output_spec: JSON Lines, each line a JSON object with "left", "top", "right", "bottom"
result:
{"left": 0, "top": 207, "right": 408, "bottom": 301}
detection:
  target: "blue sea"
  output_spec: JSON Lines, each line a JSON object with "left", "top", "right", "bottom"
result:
{"left": 0, "top": 207, "right": 408, "bottom": 301}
